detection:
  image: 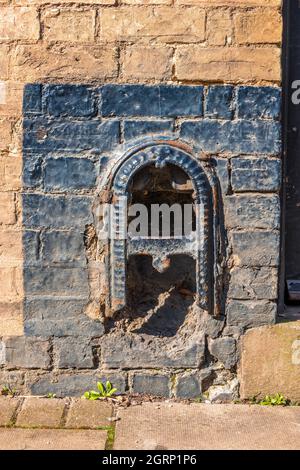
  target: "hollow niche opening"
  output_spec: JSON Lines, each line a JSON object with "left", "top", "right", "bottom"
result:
{"left": 123, "top": 163, "right": 197, "bottom": 337}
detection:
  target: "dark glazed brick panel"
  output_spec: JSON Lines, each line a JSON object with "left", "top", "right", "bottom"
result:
{"left": 9, "top": 83, "right": 283, "bottom": 397}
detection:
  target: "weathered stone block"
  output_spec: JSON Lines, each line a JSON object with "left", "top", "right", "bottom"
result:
{"left": 0, "top": 192, "right": 16, "bottom": 225}
{"left": 101, "top": 333, "right": 206, "bottom": 369}
{"left": 124, "top": 120, "right": 174, "bottom": 140}
{"left": 24, "top": 298, "right": 105, "bottom": 338}
{"left": 22, "top": 194, "right": 93, "bottom": 229}
{"left": 0, "top": 230, "right": 23, "bottom": 266}
{"left": 0, "top": 120, "right": 12, "bottom": 151}
{"left": 44, "top": 158, "right": 96, "bottom": 191}
{"left": 66, "top": 399, "right": 113, "bottom": 429}
{"left": 23, "top": 84, "right": 42, "bottom": 115}
{"left": 41, "top": 231, "right": 86, "bottom": 265}
{"left": 240, "top": 322, "right": 300, "bottom": 401}
{"left": 175, "top": 47, "right": 281, "bottom": 82}
{"left": 237, "top": 86, "right": 281, "bottom": 120}
{"left": 205, "top": 85, "right": 234, "bottom": 119}
{"left": 101, "top": 7, "right": 205, "bottom": 42}
{"left": 209, "top": 337, "right": 237, "bottom": 369}
{"left": 231, "top": 231, "right": 280, "bottom": 267}
{"left": 30, "top": 373, "right": 126, "bottom": 397}
{"left": 0, "top": 397, "right": 19, "bottom": 426}
{"left": 54, "top": 337, "right": 95, "bottom": 369}
{"left": 132, "top": 374, "right": 170, "bottom": 397}
{"left": 0, "top": 302, "right": 23, "bottom": 336}
{"left": 5, "top": 336, "right": 51, "bottom": 369}
{"left": 0, "top": 6, "right": 40, "bottom": 40}
{"left": 16, "top": 398, "right": 65, "bottom": 428}
{"left": 23, "top": 118, "right": 120, "bottom": 153}
{"left": 0, "top": 45, "right": 9, "bottom": 80}
{"left": 231, "top": 157, "right": 281, "bottom": 192}
{"left": 234, "top": 8, "right": 282, "bottom": 45}
{"left": 0, "top": 267, "right": 22, "bottom": 301}
{"left": 226, "top": 300, "right": 277, "bottom": 329}
{"left": 23, "top": 231, "right": 39, "bottom": 264}
{"left": 208, "top": 377, "right": 239, "bottom": 403}
{"left": 180, "top": 119, "right": 281, "bottom": 154}
{"left": 207, "top": 9, "right": 232, "bottom": 46}
{"left": 43, "top": 9, "right": 95, "bottom": 43}
{"left": 23, "top": 155, "right": 43, "bottom": 189}
{"left": 122, "top": 45, "right": 173, "bottom": 80}
{"left": 101, "top": 85, "right": 203, "bottom": 117}
{"left": 24, "top": 267, "right": 89, "bottom": 296}
{"left": 224, "top": 195, "right": 280, "bottom": 230}
{"left": 25, "top": 317, "right": 105, "bottom": 339}
{"left": 12, "top": 44, "right": 118, "bottom": 82}
{"left": 175, "top": 372, "right": 201, "bottom": 399}
{"left": 45, "top": 85, "right": 96, "bottom": 118}
{"left": 24, "top": 297, "right": 87, "bottom": 321}
{"left": 229, "top": 267, "right": 278, "bottom": 300}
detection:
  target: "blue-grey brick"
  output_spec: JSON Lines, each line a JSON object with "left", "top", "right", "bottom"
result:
{"left": 228, "top": 267, "right": 278, "bottom": 300}
{"left": 41, "top": 231, "right": 86, "bottom": 266}
{"left": 231, "top": 157, "right": 281, "bottom": 192}
{"left": 175, "top": 372, "right": 201, "bottom": 399}
{"left": 159, "top": 85, "right": 203, "bottom": 116}
{"left": 132, "top": 374, "right": 170, "bottom": 397}
{"left": 101, "top": 333, "right": 205, "bottom": 369}
{"left": 25, "top": 317, "right": 105, "bottom": 338}
{"left": 30, "top": 373, "right": 126, "bottom": 397}
{"left": 23, "top": 84, "right": 42, "bottom": 114}
{"left": 124, "top": 120, "right": 174, "bottom": 140}
{"left": 226, "top": 300, "right": 277, "bottom": 329}
{"left": 22, "top": 194, "right": 93, "bottom": 229}
{"left": 5, "top": 337, "right": 51, "bottom": 369}
{"left": 231, "top": 231, "right": 280, "bottom": 267}
{"left": 24, "top": 297, "right": 87, "bottom": 321}
{"left": 225, "top": 195, "right": 280, "bottom": 230}
{"left": 209, "top": 337, "right": 237, "bottom": 369}
{"left": 44, "top": 157, "right": 96, "bottom": 191}
{"left": 23, "top": 154, "right": 43, "bottom": 189}
{"left": 102, "top": 85, "right": 203, "bottom": 117}
{"left": 45, "top": 84, "right": 96, "bottom": 118}
{"left": 180, "top": 120, "right": 281, "bottom": 154}
{"left": 205, "top": 86, "right": 234, "bottom": 119}
{"left": 24, "top": 267, "right": 89, "bottom": 296}
{"left": 24, "top": 297, "right": 104, "bottom": 337}
{"left": 211, "top": 157, "right": 229, "bottom": 194}
{"left": 23, "top": 231, "right": 39, "bottom": 264}
{"left": 54, "top": 337, "right": 95, "bottom": 369}
{"left": 23, "top": 118, "right": 120, "bottom": 153}
{"left": 237, "top": 86, "right": 281, "bottom": 120}
{"left": 102, "top": 85, "right": 160, "bottom": 116}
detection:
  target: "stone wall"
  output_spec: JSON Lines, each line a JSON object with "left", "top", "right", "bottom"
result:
{"left": 0, "top": 1, "right": 282, "bottom": 398}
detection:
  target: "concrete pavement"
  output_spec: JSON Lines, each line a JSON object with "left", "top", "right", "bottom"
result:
{"left": 0, "top": 396, "right": 299, "bottom": 450}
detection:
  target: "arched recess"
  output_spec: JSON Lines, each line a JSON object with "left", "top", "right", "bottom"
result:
{"left": 96, "top": 140, "right": 225, "bottom": 317}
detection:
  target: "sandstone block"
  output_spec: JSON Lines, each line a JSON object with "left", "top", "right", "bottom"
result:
{"left": 175, "top": 47, "right": 281, "bottom": 83}
{"left": 240, "top": 322, "right": 300, "bottom": 401}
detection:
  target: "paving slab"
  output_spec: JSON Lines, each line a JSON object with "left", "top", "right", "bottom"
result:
{"left": 0, "top": 397, "right": 19, "bottom": 426}
{"left": 66, "top": 398, "right": 113, "bottom": 429}
{"left": 16, "top": 398, "right": 66, "bottom": 428}
{"left": 0, "top": 428, "right": 107, "bottom": 450}
{"left": 114, "top": 403, "right": 300, "bottom": 450}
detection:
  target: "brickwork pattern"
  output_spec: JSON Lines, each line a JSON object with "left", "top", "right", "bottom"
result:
{"left": 0, "top": 1, "right": 282, "bottom": 338}
{"left": 0, "top": 83, "right": 282, "bottom": 398}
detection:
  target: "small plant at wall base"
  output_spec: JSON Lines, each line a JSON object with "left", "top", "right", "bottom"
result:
{"left": 83, "top": 381, "right": 117, "bottom": 400}
{"left": 1, "top": 386, "right": 18, "bottom": 397}
{"left": 259, "top": 394, "right": 289, "bottom": 406}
